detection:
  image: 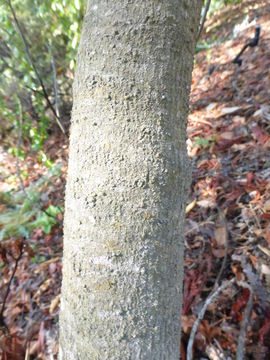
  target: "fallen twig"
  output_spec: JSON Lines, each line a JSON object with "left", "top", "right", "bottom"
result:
{"left": 236, "top": 281, "right": 254, "bottom": 360}
{"left": 185, "top": 220, "right": 215, "bottom": 236}
{"left": 187, "top": 278, "right": 235, "bottom": 360}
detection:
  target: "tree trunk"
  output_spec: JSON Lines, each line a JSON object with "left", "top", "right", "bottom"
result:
{"left": 59, "top": 1, "right": 202, "bottom": 359}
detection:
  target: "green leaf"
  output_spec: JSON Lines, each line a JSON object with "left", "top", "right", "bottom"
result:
{"left": 42, "top": 223, "right": 52, "bottom": 234}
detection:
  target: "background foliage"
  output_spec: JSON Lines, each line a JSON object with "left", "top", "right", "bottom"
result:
{"left": 0, "top": 0, "right": 87, "bottom": 163}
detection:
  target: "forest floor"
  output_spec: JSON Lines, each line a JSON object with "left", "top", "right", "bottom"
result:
{"left": 0, "top": 0, "right": 270, "bottom": 359}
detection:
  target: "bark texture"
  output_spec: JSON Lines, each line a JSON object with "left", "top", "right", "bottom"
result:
{"left": 59, "top": 1, "right": 202, "bottom": 359}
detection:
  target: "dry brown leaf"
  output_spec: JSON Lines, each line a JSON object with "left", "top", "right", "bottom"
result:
{"left": 263, "top": 200, "right": 270, "bottom": 212}
{"left": 33, "top": 278, "right": 52, "bottom": 305}
{"left": 212, "top": 248, "right": 226, "bottom": 258}
{"left": 206, "top": 344, "right": 227, "bottom": 360}
{"left": 261, "top": 264, "right": 270, "bottom": 275}
{"left": 258, "top": 244, "right": 270, "bottom": 257}
{"left": 197, "top": 199, "right": 214, "bottom": 208}
{"left": 33, "top": 257, "right": 59, "bottom": 274}
{"left": 214, "top": 226, "right": 227, "bottom": 247}
{"left": 254, "top": 228, "right": 263, "bottom": 237}
{"left": 206, "top": 102, "right": 218, "bottom": 111}
{"left": 265, "top": 224, "right": 270, "bottom": 245}
{"left": 186, "top": 199, "right": 197, "bottom": 214}
{"left": 219, "top": 131, "right": 234, "bottom": 140}
{"left": 232, "top": 115, "right": 245, "bottom": 124}
{"left": 39, "top": 278, "right": 52, "bottom": 292}
{"left": 221, "top": 106, "right": 241, "bottom": 115}
{"left": 249, "top": 254, "right": 257, "bottom": 267}
{"left": 49, "top": 294, "right": 60, "bottom": 315}
{"left": 181, "top": 315, "right": 195, "bottom": 334}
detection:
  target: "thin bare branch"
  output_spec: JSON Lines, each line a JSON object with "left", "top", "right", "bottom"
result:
{"left": 0, "top": 240, "right": 24, "bottom": 332}
{"left": 187, "top": 278, "right": 235, "bottom": 360}
{"left": 48, "top": 44, "right": 60, "bottom": 119}
{"left": 236, "top": 281, "right": 254, "bottom": 360}
{"left": 6, "top": 0, "right": 65, "bottom": 134}
{"left": 197, "top": 0, "right": 211, "bottom": 41}
{"left": 15, "top": 98, "right": 27, "bottom": 195}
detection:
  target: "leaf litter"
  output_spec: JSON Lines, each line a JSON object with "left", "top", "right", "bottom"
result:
{"left": 183, "top": 1, "right": 270, "bottom": 359}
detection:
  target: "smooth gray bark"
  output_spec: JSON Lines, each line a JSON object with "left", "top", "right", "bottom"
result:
{"left": 59, "top": 1, "right": 202, "bottom": 359}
